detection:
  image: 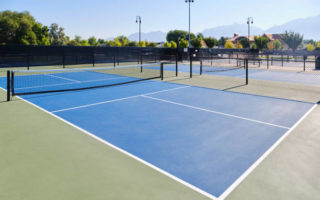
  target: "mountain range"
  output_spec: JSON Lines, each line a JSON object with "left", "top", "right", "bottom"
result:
{"left": 114, "top": 14, "right": 320, "bottom": 42}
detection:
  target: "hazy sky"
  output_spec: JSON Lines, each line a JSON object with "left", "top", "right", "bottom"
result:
{"left": 1, "top": 0, "right": 319, "bottom": 39}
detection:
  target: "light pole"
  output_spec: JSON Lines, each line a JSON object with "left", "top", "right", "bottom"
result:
{"left": 185, "top": 0, "right": 194, "bottom": 48}
{"left": 136, "top": 16, "right": 142, "bottom": 44}
{"left": 247, "top": 17, "right": 253, "bottom": 41}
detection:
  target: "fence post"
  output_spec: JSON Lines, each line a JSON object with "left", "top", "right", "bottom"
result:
{"left": 176, "top": 54, "right": 178, "bottom": 77}
{"left": 303, "top": 55, "right": 306, "bottom": 72}
{"left": 267, "top": 55, "right": 269, "bottom": 69}
{"left": 161, "top": 63, "right": 164, "bottom": 80}
{"left": 92, "top": 53, "right": 95, "bottom": 67}
{"left": 27, "top": 55, "right": 30, "bottom": 70}
{"left": 281, "top": 54, "right": 284, "bottom": 67}
{"left": 246, "top": 59, "right": 249, "bottom": 85}
{"left": 190, "top": 54, "right": 193, "bottom": 78}
{"left": 140, "top": 55, "right": 143, "bottom": 72}
{"left": 62, "top": 54, "right": 65, "bottom": 68}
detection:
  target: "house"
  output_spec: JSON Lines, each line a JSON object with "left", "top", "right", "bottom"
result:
{"left": 228, "top": 33, "right": 255, "bottom": 44}
{"left": 228, "top": 33, "right": 288, "bottom": 49}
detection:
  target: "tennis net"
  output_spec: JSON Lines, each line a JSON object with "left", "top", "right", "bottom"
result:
{"left": 9, "top": 63, "right": 162, "bottom": 96}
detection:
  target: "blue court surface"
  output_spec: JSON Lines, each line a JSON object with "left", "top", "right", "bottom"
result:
{"left": 0, "top": 71, "right": 315, "bottom": 199}
{"left": 163, "top": 64, "right": 320, "bottom": 86}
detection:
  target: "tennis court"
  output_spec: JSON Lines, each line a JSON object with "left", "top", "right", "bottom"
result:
{"left": 163, "top": 63, "right": 320, "bottom": 86}
{"left": 0, "top": 64, "right": 315, "bottom": 199}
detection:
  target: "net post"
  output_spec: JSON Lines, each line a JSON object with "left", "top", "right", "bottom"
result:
{"left": 267, "top": 55, "right": 269, "bottom": 69}
{"left": 200, "top": 60, "right": 203, "bottom": 75}
{"left": 10, "top": 71, "right": 15, "bottom": 96}
{"left": 113, "top": 56, "right": 116, "bottom": 69}
{"left": 6, "top": 70, "right": 10, "bottom": 101}
{"left": 303, "top": 55, "right": 306, "bottom": 72}
{"left": 246, "top": 59, "right": 249, "bottom": 85}
{"left": 161, "top": 63, "right": 164, "bottom": 80}
{"left": 190, "top": 54, "right": 193, "bottom": 78}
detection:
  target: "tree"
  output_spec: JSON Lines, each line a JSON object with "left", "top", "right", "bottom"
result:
{"left": 316, "top": 41, "right": 320, "bottom": 48}
{"left": 191, "top": 37, "right": 202, "bottom": 48}
{"left": 88, "top": 36, "right": 97, "bottom": 46}
{"left": 254, "top": 36, "right": 269, "bottom": 50}
{"left": 267, "top": 41, "right": 275, "bottom": 50}
{"left": 273, "top": 39, "right": 282, "bottom": 50}
{"left": 166, "top": 30, "right": 195, "bottom": 43}
{"left": 178, "top": 38, "right": 189, "bottom": 48}
{"left": 203, "top": 37, "right": 217, "bottom": 48}
{"left": 138, "top": 41, "right": 146, "bottom": 47}
{"left": 224, "top": 41, "right": 234, "bottom": 49}
{"left": 0, "top": 10, "right": 50, "bottom": 45}
{"left": 197, "top": 33, "right": 204, "bottom": 39}
{"left": 239, "top": 38, "right": 250, "bottom": 48}
{"left": 97, "top": 39, "right": 105, "bottom": 46}
{"left": 306, "top": 43, "right": 315, "bottom": 51}
{"left": 164, "top": 42, "right": 171, "bottom": 48}
{"left": 80, "top": 39, "right": 89, "bottom": 46}
{"left": 127, "top": 41, "right": 138, "bottom": 47}
{"left": 49, "top": 23, "right": 67, "bottom": 45}
{"left": 113, "top": 38, "right": 122, "bottom": 47}
{"left": 147, "top": 42, "right": 158, "bottom": 47}
{"left": 218, "top": 37, "right": 228, "bottom": 47}
{"left": 105, "top": 40, "right": 114, "bottom": 47}
{"left": 282, "top": 31, "right": 303, "bottom": 51}
{"left": 304, "top": 39, "right": 316, "bottom": 46}
{"left": 67, "top": 35, "right": 81, "bottom": 46}
{"left": 170, "top": 41, "right": 177, "bottom": 48}
{"left": 236, "top": 42, "right": 243, "bottom": 49}
{"left": 115, "top": 35, "right": 129, "bottom": 46}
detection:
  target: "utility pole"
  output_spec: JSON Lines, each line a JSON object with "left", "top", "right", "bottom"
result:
{"left": 136, "top": 16, "right": 142, "bottom": 44}
{"left": 185, "top": 0, "right": 194, "bottom": 48}
{"left": 247, "top": 17, "right": 253, "bottom": 42}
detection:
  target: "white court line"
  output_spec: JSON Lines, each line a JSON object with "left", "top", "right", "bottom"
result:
{"left": 15, "top": 95, "right": 218, "bottom": 200}
{"left": 45, "top": 73, "right": 80, "bottom": 83}
{"left": 141, "top": 95, "right": 290, "bottom": 130}
{"left": 15, "top": 76, "right": 130, "bottom": 90}
{"left": 218, "top": 103, "right": 318, "bottom": 200}
{"left": 52, "top": 86, "right": 191, "bottom": 113}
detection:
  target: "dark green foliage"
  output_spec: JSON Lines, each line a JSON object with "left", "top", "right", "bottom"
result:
{"left": 240, "top": 38, "right": 250, "bottom": 48}
{"left": 191, "top": 37, "right": 202, "bottom": 48}
{"left": 217, "top": 37, "right": 228, "bottom": 47}
{"left": 147, "top": 42, "right": 158, "bottom": 48}
{"left": 197, "top": 33, "right": 204, "bottom": 39}
{"left": 88, "top": 36, "right": 97, "bottom": 46}
{"left": 0, "top": 10, "right": 50, "bottom": 45}
{"left": 254, "top": 36, "right": 270, "bottom": 50}
{"left": 282, "top": 31, "right": 303, "bottom": 50}
{"left": 127, "top": 41, "right": 138, "bottom": 47}
{"left": 166, "top": 30, "right": 195, "bottom": 42}
{"left": 97, "top": 39, "right": 105, "bottom": 46}
{"left": 203, "top": 37, "right": 217, "bottom": 48}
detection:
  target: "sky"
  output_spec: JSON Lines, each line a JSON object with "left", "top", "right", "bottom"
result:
{"left": 1, "top": 0, "right": 320, "bottom": 39}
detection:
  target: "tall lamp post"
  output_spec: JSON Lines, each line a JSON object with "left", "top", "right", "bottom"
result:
{"left": 247, "top": 17, "right": 253, "bottom": 41}
{"left": 136, "top": 16, "right": 142, "bottom": 44}
{"left": 185, "top": 0, "right": 194, "bottom": 48}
